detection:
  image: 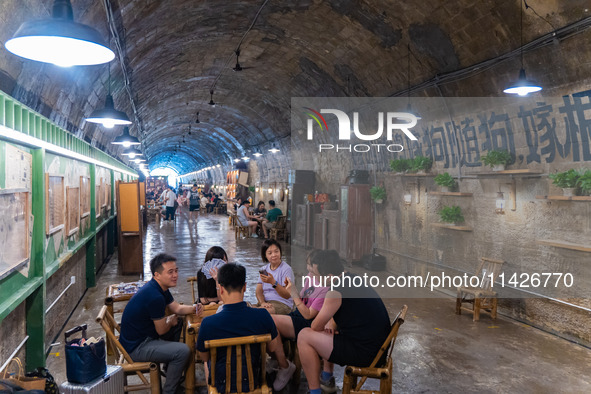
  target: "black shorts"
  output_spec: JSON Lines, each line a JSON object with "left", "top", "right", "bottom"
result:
{"left": 288, "top": 309, "right": 312, "bottom": 339}
{"left": 328, "top": 334, "right": 382, "bottom": 367}
{"left": 189, "top": 205, "right": 199, "bottom": 211}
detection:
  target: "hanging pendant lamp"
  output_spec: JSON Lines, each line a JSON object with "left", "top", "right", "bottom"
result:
{"left": 86, "top": 64, "right": 132, "bottom": 128}
{"left": 122, "top": 147, "right": 143, "bottom": 159}
{"left": 503, "top": 0, "right": 542, "bottom": 96}
{"left": 268, "top": 143, "right": 280, "bottom": 153}
{"left": 111, "top": 127, "right": 140, "bottom": 147}
{"left": 5, "top": 0, "right": 115, "bottom": 67}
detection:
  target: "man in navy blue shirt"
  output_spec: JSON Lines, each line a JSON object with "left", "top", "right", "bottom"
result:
{"left": 197, "top": 263, "right": 278, "bottom": 393}
{"left": 120, "top": 253, "right": 200, "bottom": 394}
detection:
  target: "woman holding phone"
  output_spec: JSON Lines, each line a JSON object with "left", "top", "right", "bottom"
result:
{"left": 256, "top": 239, "right": 294, "bottom": 315}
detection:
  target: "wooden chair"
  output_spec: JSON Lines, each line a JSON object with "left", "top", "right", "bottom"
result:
{"left": 213, "top": 200, "right": 226, "bottom": 214}
{"left": 185, "top": 304, "right": 223, "bottom": 393}
{"left": 204, "top": 334, "right": 272, "bottom": 394}
{"left": 187, "top": 276, "right": 198, "bottom": 304}
{"left": 96, "top": 305, "right": 161, "bottom": 393}
{"left": 233, "top": 214, "right": 250, "bottom": 240}
{"left": 269, "top": 215, "right": 287, "bottom": 241}
{"left": 456, "top": 257, "right": 505, "bottom": 321}
{"left": 342, "top": 305, "right": 408, "bottom": 394}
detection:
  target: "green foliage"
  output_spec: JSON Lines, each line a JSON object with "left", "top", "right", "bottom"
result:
{"left": 434, "top": 172, "right": 456, "bottom": 188}
{"left": 370, "top": 186, "right": 387, "bottom": 201}
{"left": 190, "top": 178, "right": 197, "bottom": 183}
{"left": 548, "top": 169, "right": 580, "bottom": 189}
{"left": 480, "top": 150, "right": 513, "bottom": 167}
{"left": 438, "top": 205, "right": 465, "bottom": 224}
{"left": 577, "top": 170, "right": 591, "bottom": 195}
{"left": 390, "top": 158, "right": 411, "bottom": 173}
{"left": 410, "top": 156, "right": 433, "bottom": 172}
{"left": 249, "top": 185, "right": 256, "bottom": 193}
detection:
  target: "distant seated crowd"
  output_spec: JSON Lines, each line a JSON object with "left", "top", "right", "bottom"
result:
{"left": 119, "top": 239, "right": 390, "bottom": 394}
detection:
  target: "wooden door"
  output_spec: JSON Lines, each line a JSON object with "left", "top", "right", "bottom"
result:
{"left": 116, "top": 181, "right": 144, "bottom": 274}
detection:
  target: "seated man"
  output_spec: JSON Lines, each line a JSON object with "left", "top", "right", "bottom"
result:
{"left": 296, "top": 250, "right": 391, "bottom": 394}
{"left": 197, "top": 263, "right": 279, "bottom": 393}
{"left": 120, "top": 253, "right": 199, "bottom": 394}
{"left": 261, "top": 200, "right": 283, "bottom": 239}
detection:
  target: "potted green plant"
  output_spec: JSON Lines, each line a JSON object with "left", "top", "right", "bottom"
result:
{"left": 549, "top": 169, "right": 580, "bottom": 196}
{"left": 576, "top": 170, "right": 591, "bottom": 196}
{"left": 434, "top": 172, "right": 456, "bottom": 192}
{"left": 410, "top": 156, "right": 433, "bottom": 174}
{"left": 390, "top": 158, "right": 411, "bottom": 174}
{"left": 248, "top": 185, "right": 256, "bottom": 193}
{"left": 480, "top": 149, "right": 513, "bottom": 171}
{"left": 370, "top": 186, "right": 387, "bottom": 204}
{"left": 438, "top": 205, "right": 464, "bottom": 225}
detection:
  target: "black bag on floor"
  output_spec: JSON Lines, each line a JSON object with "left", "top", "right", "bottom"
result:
{"left": 64, "top": 325, "right": 106, "bottom": 384}
{"left": 363, "top": 253, "right": 386, "bottom": 271}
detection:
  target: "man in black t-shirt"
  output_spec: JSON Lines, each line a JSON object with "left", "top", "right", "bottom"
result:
{"left": 120, "top": 253, "right": 201, "bottom": 394}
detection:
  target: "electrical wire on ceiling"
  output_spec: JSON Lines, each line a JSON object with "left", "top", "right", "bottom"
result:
{"left": 102, "top": 0, "right": 142, "bottom": 136}
{"left": 208, "top": 0, "right": 270, "bottom": 98}
{"left": 391, "top": 15, "right": 591, "bottom": 97}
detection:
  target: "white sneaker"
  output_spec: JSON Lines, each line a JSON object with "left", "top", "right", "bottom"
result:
{"left": 189, "top": 219, "right": 193, "bottom": 223}
{"left": 251, "top": 234, "right": 259, "bottom": 238}
{"left": 273, "top": 360, "right": 296, "bottom": 391}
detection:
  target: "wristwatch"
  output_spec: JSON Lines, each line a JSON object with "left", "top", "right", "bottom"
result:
{"left": 272, "top": 280, "right": 278, "bottom": 288}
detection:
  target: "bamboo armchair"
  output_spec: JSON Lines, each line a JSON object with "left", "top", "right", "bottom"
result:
{"left": 204, "top": 334, "right": 272, "bottom": 394}
{"left": 96, "top": 305, "right": 161, "bottom": 393}
{"left": 342, "top": 305, "right": 408, "bottom": 394}
{"left": 456, "top": 258, "right": 505, "bottom": 321}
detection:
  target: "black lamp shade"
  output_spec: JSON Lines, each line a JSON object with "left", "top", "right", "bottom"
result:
{"left": 112, "top": 127, "right": 140, "bottom": 146}
{"left": 86, "top": 94, "right": 132, "bottom": 128}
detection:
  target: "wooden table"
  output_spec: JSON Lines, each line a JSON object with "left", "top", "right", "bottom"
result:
{"left": 184, "top": 304, "right": 220, "bottom": 394}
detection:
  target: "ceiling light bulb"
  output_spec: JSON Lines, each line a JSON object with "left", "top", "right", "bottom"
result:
{"left": 253, "top": 152, "right": 262, "bottom": 157}
{"left": 268, "top": 188, "right": 273, "bottom": 194}
{"left": 122, "top": 141, "right": 131, "bottom": 148}
{"left": 102, "top": 120, "right": 115, "bottom": 129}
{"left": 129, "top": 152, "right": 136, "bottom": 159}
{"left": 234, "top": 158, "right": 240, "bottom": 162}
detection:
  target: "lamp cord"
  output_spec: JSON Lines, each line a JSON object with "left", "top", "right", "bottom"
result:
{"left": 520, "top": 0, "right": 524, "bottom": 68}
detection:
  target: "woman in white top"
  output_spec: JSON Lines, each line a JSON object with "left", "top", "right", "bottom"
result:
{"left": 236, "top": 200, "right": 259, "bottom": 237}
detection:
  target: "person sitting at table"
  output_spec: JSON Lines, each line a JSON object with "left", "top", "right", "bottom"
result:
{"left": 236, "top": 200, "right": 259, "bottom": 237}
{"left": 120, "top": 253, "right": 201, "bottom": 394}
{"left": 256, "top": 239, "right": 294, "bottom": 315}
{"left": 261, "top": 200, "right": 282, "bottom": 239}
{"left": 254, "top": 201, "right": 267, "bottom": 216}
{"left": 295, "top": 250, "right": 391, "bottom": 394}
{"left": 197, "top": 263, "right": 278, "bottom": 393}
{"left": 269, "top": 249, "right": 333, "bottom": 391}
{"left": 197, "top": 246, "right": 228, "bottom": 305}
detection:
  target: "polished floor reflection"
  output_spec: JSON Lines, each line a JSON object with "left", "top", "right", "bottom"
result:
{"left": 46, "top": 211, "right": 591, "bottom": 393}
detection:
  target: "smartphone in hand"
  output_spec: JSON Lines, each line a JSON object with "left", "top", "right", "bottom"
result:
{"left": 259, "top": 269, "right": 268, "bottom": 276}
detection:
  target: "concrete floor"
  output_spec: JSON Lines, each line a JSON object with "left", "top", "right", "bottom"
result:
{"left": 47, "top": 211, "right": 591, "bottom": 393}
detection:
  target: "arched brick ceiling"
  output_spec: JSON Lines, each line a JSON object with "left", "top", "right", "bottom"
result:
{"left": 0, "top": 0, "right": 589, "bottom": 174}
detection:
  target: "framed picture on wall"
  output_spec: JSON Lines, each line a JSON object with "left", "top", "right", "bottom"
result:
{"left": 95, "top": 183, "right": 101, "bottom": 218}
{"left": 102, "top": 179, "right": 108, "bottom": 208}
{"left": 66, "top": 186, "right": 80, "bottom": 236}
{"left": 80, "top": 176, "right": 91, "bottom": 218}
{"left": 0, "top": 190, "right": 30, "bottom": 279}
{"left": 106, "top": 183, "right": 112, "bottom": 210}
{"left": 46, "top": 174, "right": 65, "bottom": 235}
